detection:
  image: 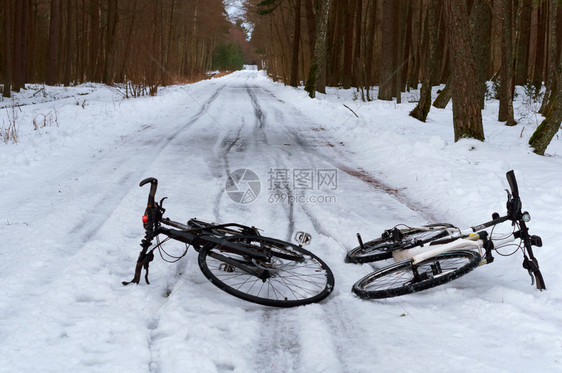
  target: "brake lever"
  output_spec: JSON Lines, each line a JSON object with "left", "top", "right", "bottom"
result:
{"left": 522, "top": 256, "right": 536, "bottom": 287}
{"left": 522, "top": 255, "right": 546, "bottom": 290}
{"left": 159, "top": 197, "right": 168, "bottom": 214}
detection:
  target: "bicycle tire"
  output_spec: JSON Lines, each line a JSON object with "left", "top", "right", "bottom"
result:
{"left": 345, "top": 224, "right": 456, "bottom": 264}
{"left": 352, "top": 250, "right": 481, "bottom": 299}
{"left": 198, "top": 236, "right": 335, "bottom": 307}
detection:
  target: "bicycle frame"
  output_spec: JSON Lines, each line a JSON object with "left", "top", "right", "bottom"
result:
{"left": 123, "top": 178, "right": 272, "bottom": 286}
{"left": 393, "top": 228, "right": 526, "bottom": 264}
{"left": 390, "top": 213, "right": 511, "bottom": 263}
{"left": 351, "top": 170, "right": 545, "bottom": 292}
{"left": 123, "top": 177, "right": 336, "bottom": 307}
{"left": 393, "top": 234, "right": 482, "bottom": 263}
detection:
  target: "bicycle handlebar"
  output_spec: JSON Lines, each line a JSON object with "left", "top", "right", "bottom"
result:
{"left": 504, "top": 170, "right": 546, "bottom": 290}
{"left": 140, "top": 177, "right": 158, "bottom": 207}
{"left": 471, "top": 171, "right": 522, "bottom": 232}
{"left": 470, "top": 214, "right": 509, "bottom": 232}
{"left": 506, "top": 170, "right": 519, "bottom": 199}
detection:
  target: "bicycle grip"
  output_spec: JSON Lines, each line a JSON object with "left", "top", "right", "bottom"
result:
{"left": 140, "top": 177, "right": 158, "bottom": 206}
{"left": 506, "top": 170, "right": 519, "bottom": 199}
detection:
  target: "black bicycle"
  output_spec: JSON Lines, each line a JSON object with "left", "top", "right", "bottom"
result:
{"left": 123, "top": 177, "right": 335, "bottom": 307}
{"left": 347, "top": 171, "right": 546, "bottom": 299}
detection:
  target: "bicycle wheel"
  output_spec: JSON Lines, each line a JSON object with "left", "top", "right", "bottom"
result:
{"left": 198, "top": 236, "right": 335, "bottom": 307}
{"left": 345, "top": 224, "right": 455, "bottom": 264}
{"left": 352, "top": 250, "right": 481, "bottom": 299}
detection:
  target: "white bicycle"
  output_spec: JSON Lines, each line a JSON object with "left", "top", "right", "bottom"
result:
{"left": 348, "top": 171, "right": 546, "bottom": 299}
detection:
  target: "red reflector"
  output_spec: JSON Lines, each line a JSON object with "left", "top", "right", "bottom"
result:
{"left": 142, "top": 215, "right": 148, "bottom": 223}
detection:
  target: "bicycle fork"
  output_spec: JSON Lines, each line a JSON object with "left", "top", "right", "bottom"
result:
{"left": 122, "top": 230, "right": 156, "bottom": 286}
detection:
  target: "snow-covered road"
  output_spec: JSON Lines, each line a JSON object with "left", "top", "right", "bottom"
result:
{"left": 1, "top": 70, "right": 561, "bottom": 372}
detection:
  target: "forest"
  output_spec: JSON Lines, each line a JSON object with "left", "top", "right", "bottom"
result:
{"left": 1, "top": 0, "right": 561, "bottom": 154}
{"left": 248, "top": 0, "right": 562, "bottom": 155}
{"left": 0, "top": 0, "right": 251, "bottom": 97}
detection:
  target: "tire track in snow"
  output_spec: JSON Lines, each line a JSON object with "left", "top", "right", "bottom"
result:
{"left": 211, "top": 124, "right": 244, "bottom": 221}
{"left": 67, "top": 85, "right": 225, "bottom": 245}
{"left": 247, "top": 89, "right": 296, "bottom": 240}
{"left": 255, "top": 102, "right": 376, "bottom": 370}
{"left": 252, "top": 309, "right": 302, "bottom": 372}
{"left": 0, "top": 85, "right": 226, "bottom": 373}
{"left": 247, "top": 87, "right": 269, "bottom": 145}
{"left": 0, "top": 83, "right": 223, "bottom": 307}
{"left": 244, "top": 83, "right": 358, "bottom": 372}
{"left": 250, "top": 88, "right": 386, "bottom": 371}
{"left": 242, "top": 85, "right": 316, "bottom": 371}
{"left": 2, "top": 84, "right": 229, "bottom": 372}
{"left": 264, "top": 89, "right": 440, "bottom": 223}
{"left": 320, "top": 298, "right": 381, "bottom": 372}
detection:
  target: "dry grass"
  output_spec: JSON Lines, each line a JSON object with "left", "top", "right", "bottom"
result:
{"left": 2, "top": 104, "right": 19, "bottom": 144}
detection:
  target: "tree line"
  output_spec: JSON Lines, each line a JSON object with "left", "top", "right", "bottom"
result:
{"left": 248, "top": 0, "right": 562, "bottom": 155}
{"left": 0, "top": 0, "right": 242, "bottom": 97}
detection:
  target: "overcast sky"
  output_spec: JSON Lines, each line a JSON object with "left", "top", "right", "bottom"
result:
{"left": 225, "top": 0, "right": 245, "bottom": 21}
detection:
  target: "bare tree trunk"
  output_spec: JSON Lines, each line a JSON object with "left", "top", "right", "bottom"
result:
{"left": 13, "top": 0, "right": 25, "bottom": 91}
{"left": 444, "top": 0, "right": 484, "bottom": 141}
{"left": 342, "top": 0, "right": 355, "bottom": 89}
{"left": 410, "top": 0, "right": 438, "bottom": 122}
{"left": 433, "top": 74, "right": 452, "bottom": 108}
{"left": 47, "top": 0, "right": 61, "bottom": 85}
{"left": 88, "top": 0, "right": 100, "bottom": 81}
{"left": 515, "top": 0, "right": 531, "bottom": 85}
{"left": 405, "top": 0, "right": 418, "bottom": 91}
{"left": 3, "top": 0, "right": 12, "bottom": 97}
{"left": 539, "top": 0, "right": 557, "bottom": 114}
{"left": 25, "top": 0, "right": 34, "bottom": 82}
{"left": 498, "top": 0, "right": 516, "bottom": 126}
{"left": 435, "top": 6, "right": 449, "bottom": 83}
{"left": 394, "top": 0, "right": 403, "bottom": 103}
{"left": 533, "top": 2, "right": 546, "bottom": 85}
{"left": 119, "top": 0, "right": 137, "bottom": 81}
{"left": 364, "top": 0, "right": 377, "bottom": 98}
{"left": 378, "top": 0, "right": 394, "bottom": 100}
{"left": 529, "top": 62, "right": 562, "bottom": 155}
{"left": 290, "top": 0, "right": 302, "bottom": 87}
{"left": 103, "top": 0, "right": 117, "bottom": 84}
{"left": 304, "top": 0, "right": 316, "bottom": 57}
{"left": 352, "top": 0, "right": 362, "bottom": 89}
{"left": 489, "top": 0, "right": 503, "bottom": 76}
{"left": 470, "top": 0, "right": 491, "bottom": 110}
{"left": 305, "top": 0, "right": 330, "bottom": 97}
{"left": 527, "top": 3, "right": 539, "bottom": 82}
{"left": 77, "top": 0, "right": 86, "bottom": 82}
{"left": 63, "top": 0, "right": 73, "bottom": 86}
{"left": 166, "top": 0, "right": 175, "bottom": 67}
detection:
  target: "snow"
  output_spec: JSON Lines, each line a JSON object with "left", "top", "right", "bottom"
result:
{"left": 1, "top": 70, "right": 561, "bottom": 372}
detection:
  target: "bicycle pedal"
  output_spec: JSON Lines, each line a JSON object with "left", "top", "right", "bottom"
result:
{"left": 219, "top": 263, "right": 235, "bottom": 273}
{"left": 295, "top": 231, "right": 312, "bottom": 245}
